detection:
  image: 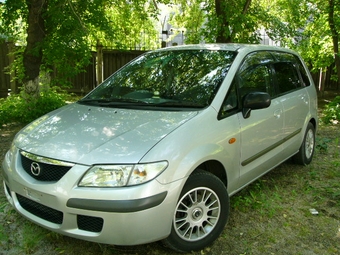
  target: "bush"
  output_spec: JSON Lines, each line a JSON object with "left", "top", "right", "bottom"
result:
{"left": 321, "top": 96, "right": 340, "bottom": 124}
{"left": 0, "top": 87, "right": 67, "bottom": 126}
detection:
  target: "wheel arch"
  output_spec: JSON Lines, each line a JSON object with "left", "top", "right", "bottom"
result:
{"left": 309, "top": 117, "right": 317, "bottom": 130}
{"left": 192, "top": 160, "right": 228, "bottom": 188}
{"left": 163, "top": 165, "right": 230, "bottom": 252}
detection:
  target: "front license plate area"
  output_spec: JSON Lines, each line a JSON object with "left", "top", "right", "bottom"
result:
{"left": 22, "top": 186, "right": 43, "bottom": 202}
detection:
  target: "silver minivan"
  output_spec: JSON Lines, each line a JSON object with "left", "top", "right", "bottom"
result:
{"left": 2, "top": 44, "right": 318, "bottom": 252}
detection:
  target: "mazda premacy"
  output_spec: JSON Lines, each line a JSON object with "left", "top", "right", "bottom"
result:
{"left": 2, "top": 44, "right": 318, "bottom": 252}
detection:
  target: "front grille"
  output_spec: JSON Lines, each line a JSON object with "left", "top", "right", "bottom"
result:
{"left": 16, "top": 193, "right": 63, "bottom": 224}
{"left": 21, "top": 154, "right": 72, "bottom": 182}
{"left": 77, "top": 215, "right": 103, "bottom": 233}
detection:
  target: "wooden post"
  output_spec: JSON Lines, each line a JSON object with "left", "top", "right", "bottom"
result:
{"left": 7, "top": 42, "right": 16, "bottom": 94}
{"left": 318, "top": 68, "right": 326, "bottom": 97}
{"left": 96, "top": 40, "right": 103, "bottom": 86}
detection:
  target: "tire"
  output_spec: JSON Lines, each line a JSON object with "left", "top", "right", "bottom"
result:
{"left": 293, "top": 122, "right": 315, "bottom": 165}
{"left": 163, "top": 170, "right": 229, "bottom": 252}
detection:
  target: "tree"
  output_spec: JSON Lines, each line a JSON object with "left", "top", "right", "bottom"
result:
{"left": 165, "top": 0, "right": 291, "bottom": 44}
{"left": 0, "top": 0, "right": 158, "bottom": 98}
{"left": 164, "top": 1, "right": 205, "bottom": 44}
{"left": 267, "top": 0, "right": 340, "bottom": 89}
{"left": 22, "top": 0, "right": 47, "bottom": 97}
{"left": 2, "top": 0, "right": 340, "bottom": 96}
{"left": 328, "top": 0, "right": 340, "bottom": 88}
{"left": 214, "top": 0, "right": 252, "bottom": 43}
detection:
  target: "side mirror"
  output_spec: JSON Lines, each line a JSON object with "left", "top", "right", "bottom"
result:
{"left": 242, "top": 92, "right": 271, "bottom": 118}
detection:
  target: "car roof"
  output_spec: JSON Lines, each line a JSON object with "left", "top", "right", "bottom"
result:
{"left": 154, "top": 43, "right": 297, "bottom": 55}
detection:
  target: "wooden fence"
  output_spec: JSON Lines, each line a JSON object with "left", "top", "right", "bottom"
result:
{"left": 59, "top": 52, "right": 97, "bottom": 96}
{"left": 102, "top": 50, "right": 146, "bottom": 80}
{"left": 0, "top": 41, "right": 339, "bottom": 99}
{"left": 58, "top": 49, "right": 147, "bottom": 96}
{"left": 0, "top": 42, "right": 147, "bottom": 98}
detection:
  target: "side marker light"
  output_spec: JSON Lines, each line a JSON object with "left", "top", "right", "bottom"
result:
{"left": 229, "top": 138, "right": 236, "bottom": 144}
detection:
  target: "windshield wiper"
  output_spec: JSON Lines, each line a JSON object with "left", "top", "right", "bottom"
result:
{"left": 78, "top": 98, "right": 149, "bottom": 106}
{"left": 78, "top": 98, "right": 206, "bottom": 109}
{"left": 154, "top": 101, "right": 206, "bottom": 108}
{"left": 78, "top": 99, "right": 109, "bottom": 104}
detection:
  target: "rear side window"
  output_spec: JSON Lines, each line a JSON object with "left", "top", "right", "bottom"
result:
{"left": 271, "top": 51, "right": 311, "bottom": 92}
{"left": 295, "top": 58, "right": 311, "bottom": 87}
{"left": 273, "top": 62, "right": 301, "bottom": 94}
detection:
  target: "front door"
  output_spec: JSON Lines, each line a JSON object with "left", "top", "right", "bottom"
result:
{"left": 234, "top": 52, "right": 285, "bottom": 188}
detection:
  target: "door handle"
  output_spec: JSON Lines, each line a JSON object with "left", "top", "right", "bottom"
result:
{"left": 301, "top": 95, "right": 309, "bottom": 105}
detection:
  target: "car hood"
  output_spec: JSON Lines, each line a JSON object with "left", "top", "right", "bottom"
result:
{"left": 15, "top": 103, "right": 197, "bottom": 165}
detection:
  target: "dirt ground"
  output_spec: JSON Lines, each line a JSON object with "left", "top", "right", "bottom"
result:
{"left": 0, "top": 94, "right": 339, "bottom": 255}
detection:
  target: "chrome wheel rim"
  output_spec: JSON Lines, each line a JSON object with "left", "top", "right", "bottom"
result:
{"left": 305, "top": 129, "right": 314, "bottom": 159}
{"left": 174, "top": 187, "right": 221, "bottom": 242}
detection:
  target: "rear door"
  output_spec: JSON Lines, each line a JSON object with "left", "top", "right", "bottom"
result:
{"left": 271, "top": 53, "right": 311, "bottom": 158}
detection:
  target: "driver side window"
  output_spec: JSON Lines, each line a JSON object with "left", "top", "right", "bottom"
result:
{"left": 219, "top": 51, "right": 274, "bottom": 120}
{"left": 238, "top": 65, "right": 272, "bottom": 101}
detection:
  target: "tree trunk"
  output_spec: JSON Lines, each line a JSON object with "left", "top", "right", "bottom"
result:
{"left": 328, "top": 0, "right": 340, "bottom": 89}
{"left": 215, "top": 0, "right": 232, "bottom": 43}
{"left": 215, "top": 0, "right": 252, "bottom": 43}
{"left": 23, "top": 0, "right": 47, "bottom": 97}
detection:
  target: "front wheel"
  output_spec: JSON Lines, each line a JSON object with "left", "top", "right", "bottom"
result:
{"left": 293, "top": 122, "right": 315, "bottom": 165}
{"left": 163, "top": 170, "right": 229, "bottom": 252}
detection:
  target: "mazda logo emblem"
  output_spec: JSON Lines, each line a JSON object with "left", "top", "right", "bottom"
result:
{"left": 30, "top": 162, "right": 41, "bottom": 176}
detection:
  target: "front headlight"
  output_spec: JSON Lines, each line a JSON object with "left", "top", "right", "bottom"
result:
{"left": 78, "top": 161, "right": 168, "bottom": 187}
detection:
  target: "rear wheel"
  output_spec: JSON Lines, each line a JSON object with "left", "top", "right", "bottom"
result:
{"left": 163, "top": 170, "right": 229, "bottom": 252}
{"left": 293, "top": 122, "right": 315, "bottom": 165}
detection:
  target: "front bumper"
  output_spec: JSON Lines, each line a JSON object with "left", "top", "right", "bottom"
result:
{"left": 2, "top": 150, "right": 183, "bottom": 245}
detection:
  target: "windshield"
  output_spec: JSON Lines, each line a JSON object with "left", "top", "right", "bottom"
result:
{"left": 79, "top": 49, "right": 237, "bottom": 110}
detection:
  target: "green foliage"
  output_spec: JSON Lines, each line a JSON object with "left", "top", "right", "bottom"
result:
{"left": 0, "top": 87, "right": 67, "bottom": 126}
{"left": 321, "top": 96, "right": 340, "bottom": 124}
{"left": 0, "top": 0, "right": 158, "bottom": 87}
{"left": 166, "top": 0, "right": 299, "bottom": 44}
{"left": 2, "top": 0, "right": 340, "bottom": 91}
{"left": 166, "top": 1, "right": 206, "bottom": 44}
{"left": 316, "top": 137, "right": 333, "bottom": 152}
{"left": 274, "top": 0, "right": 340, "bottom": 76}
{"left": 231, "top": 180, "right": 281, "bottom": 218}
{"left": 20, "top": 223, "right": 49, "bottom": 254}
{"left": 100, "top": 2, "right": 158, "bottom": 50}
{"left": 6, "top": 46, "right": 26, "bottom": 83}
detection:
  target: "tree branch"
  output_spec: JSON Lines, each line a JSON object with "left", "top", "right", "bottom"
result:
{"left": 242, "top": 0, "right": 252, "bottom": 15}
{"left": 67, "top": 0, "right": 87, "bottom": 32}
